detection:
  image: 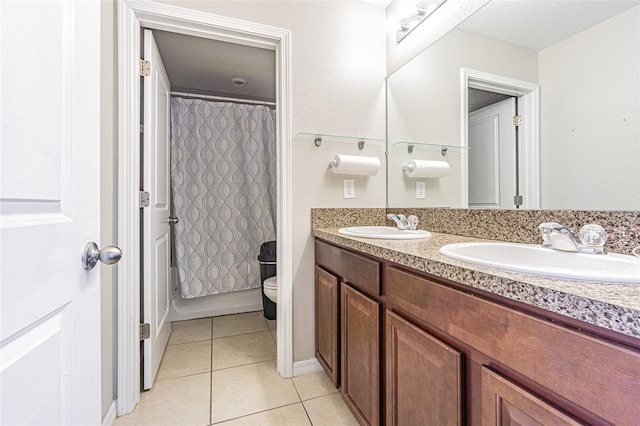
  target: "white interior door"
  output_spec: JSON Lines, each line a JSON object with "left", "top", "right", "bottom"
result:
{"left": 143, "top": 29, "right": 172, "bottom": 390}
{"left": 468, "top": 97, "right": 517, "bottom": 209}
{"left": 0, "top": 1, "right": 103, "bottom": 424}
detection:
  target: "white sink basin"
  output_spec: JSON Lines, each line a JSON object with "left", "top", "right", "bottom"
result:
{"left": 338, "top": 226, "right": 431, "bottom": 240}
{"left": 440, "top": 242, "right": 640, "bottom": 284}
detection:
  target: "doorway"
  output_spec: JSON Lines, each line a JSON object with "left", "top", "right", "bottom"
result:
{"left": 468, "top": 94, "right": 518, "bottom": 209}
{"left": 118, "top": 1, "right": 292, "bottom": 415}
{"left": 141, "top": 27, "right": 278, "bottom": 390}
{"left": 461, "top": 68, "right": 540, "bottom": 209}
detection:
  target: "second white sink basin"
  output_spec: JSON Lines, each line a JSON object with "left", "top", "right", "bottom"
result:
{"left": 440, "top": 242, "right": 640, "bottom": 284}
{"left": 338, "top": 226, "right": 431, "bottom": 240}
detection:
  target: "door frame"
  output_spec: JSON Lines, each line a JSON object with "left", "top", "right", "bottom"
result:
{"left": 117, "top": 0, "right": 293, "bottom": 415}
{"left": 460, "top": 68, "right": 540, "bottom": 209}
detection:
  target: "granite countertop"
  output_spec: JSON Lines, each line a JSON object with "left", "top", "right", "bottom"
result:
{"left": 313, "top": 228, "right": 640, "bottom": 341}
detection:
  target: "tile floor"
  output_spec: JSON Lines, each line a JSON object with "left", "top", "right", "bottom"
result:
{"left": 114, "top": 311, "right": 358, "bottom": 425}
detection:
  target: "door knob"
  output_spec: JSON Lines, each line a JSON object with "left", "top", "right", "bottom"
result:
{"left": 168, "top": 216, "right": 179, "bottom": 224}
{"left": 82, "top": 242, "right": 122, "bottom": 270}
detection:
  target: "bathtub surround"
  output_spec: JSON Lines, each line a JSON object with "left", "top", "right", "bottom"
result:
{"left": 171, "top": 97, "right": 277, "bottom": 298}
{"left": 312, "top": 208, "right": 639, "bottom": 255}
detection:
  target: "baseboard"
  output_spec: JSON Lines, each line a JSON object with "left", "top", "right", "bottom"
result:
{"left": 293, "top": 358, "right": 323, "bottom": 376}
{"left": 102, "top": 401, "right": 117, "bottom": 426}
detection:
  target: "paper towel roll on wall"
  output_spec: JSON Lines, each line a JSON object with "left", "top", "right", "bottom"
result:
{"left": 403, "top": 160, "right": 449, "bottom": 178}
{"left": 329, "top": 154, "right": 380, "bottom": 176}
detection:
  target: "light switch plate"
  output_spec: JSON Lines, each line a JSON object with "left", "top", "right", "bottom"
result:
{"left": 343, "top": 179, "right": 355, "bottom": 199}
{"left": 416, "top": 181, "right": 426, "bottom": 199}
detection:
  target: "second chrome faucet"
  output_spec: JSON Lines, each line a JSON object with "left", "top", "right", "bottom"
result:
{"left": 539, "top": 222, "right": 608, "bottom": 254}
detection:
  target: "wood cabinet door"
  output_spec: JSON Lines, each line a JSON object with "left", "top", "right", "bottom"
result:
{"left": 481, "top": 367, "right": 583, "bottom": 426}
{"left": 386, "top": 311, "right": 463, "bottom": 426}
{"left": 315, "top": 266, "right": 340, "bottom": 386}
{"left": 341, "top": 283, "right": 380, "bottom": 426}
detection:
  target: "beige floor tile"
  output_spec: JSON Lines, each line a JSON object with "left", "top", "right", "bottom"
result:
{"left": 265, "top": 318, "right": 276, "bottom": 332}
{"left": 114, "top": 373, "right": 210, "bottom": 426}
{"left": 156, "top": 339, "right": 211, "bottom": 381}
{"left": 303, "top": 393, "right": 359, "bottom": 426}
{"left": 169, "top": 318, "right": 212, "bottom": 346}
{"left": 212, "top": 311, "right": 268, "bottom": 338}
{"left": 211, "top": 330, "right": 276, "bottom": 371}
{"left": 211, "top": 360, "right": 300, "bottom": 423}
{"left": 213, "top": 403, "right": 311, "bottom": 425}
{"left": 265, "top": 318, "right": 277, "bottom": 343}
{"left": 292, "top": 371, "right": 338, "bottom": 401}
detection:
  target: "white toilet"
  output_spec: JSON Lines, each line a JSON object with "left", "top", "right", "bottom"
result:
{"left": 263, "top": 276, "right": 277, "bottom": 303}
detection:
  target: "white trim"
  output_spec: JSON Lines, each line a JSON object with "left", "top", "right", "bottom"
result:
{"left": 101, "top": 401, "right": 117, "bottom": 426}
{"left": 117, "top": 0, "right": 293, "bottom": 415}
{"left": 116, "top": 1, "right": 141, "bottom": 416}
{"left": 293, "top": 358, "right": 323, "bottom": 376}
{"left": 461, "top": 68, "right": 540, "bottom": 209}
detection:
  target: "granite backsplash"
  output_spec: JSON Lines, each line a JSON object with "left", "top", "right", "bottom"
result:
{"left": 312, "top": 208, "right": 639, "bottom": 255}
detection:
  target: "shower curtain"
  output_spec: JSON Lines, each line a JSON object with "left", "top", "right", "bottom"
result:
{"left": 170, "top": 97, "right": 277, "bottom": 299}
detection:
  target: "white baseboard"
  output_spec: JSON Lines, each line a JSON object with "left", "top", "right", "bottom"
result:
{"left": 293, "top": 358, "right": 323, "bottom": 376}
{"left": 102, "top": 401, "right": 117, "bottom": 426}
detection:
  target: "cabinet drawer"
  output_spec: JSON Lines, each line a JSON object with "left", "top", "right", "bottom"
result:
{"left": 315, "top": 239, "right": 380, "bottom": 296}
{"left": 385, "top": 266, "right": 640, "bottom": 425}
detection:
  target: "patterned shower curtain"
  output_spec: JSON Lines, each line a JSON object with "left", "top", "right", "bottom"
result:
{"left": 170, "top": 97, "right": 277, "bottom": 299}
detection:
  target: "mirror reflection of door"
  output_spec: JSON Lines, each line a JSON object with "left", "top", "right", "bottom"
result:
{"left": 468, "top": 90, "right": 518, "bottom": 209}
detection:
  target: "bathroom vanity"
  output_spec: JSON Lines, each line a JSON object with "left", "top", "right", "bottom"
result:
{"left": 313, "top": 229, "right": 640, "bottom": 426}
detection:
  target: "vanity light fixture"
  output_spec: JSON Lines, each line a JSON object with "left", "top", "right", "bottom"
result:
{"left": 396, "top": 0, "right": 447, "bottom": 43}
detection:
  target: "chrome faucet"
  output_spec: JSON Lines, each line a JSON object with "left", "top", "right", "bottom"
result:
{"left": 387, "top": 214, "right": 419, "bottom": 231}
{"left": 538, "top": 222, "right": 608, "bottom": 254}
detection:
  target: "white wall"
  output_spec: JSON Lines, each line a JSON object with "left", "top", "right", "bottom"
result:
{"left": 134, "top": 1, "right": 387, "bottom": 363}
{"left": 539, "top": 5, "right": 640, "bottom": 210}
{"left": 387, "top": 28, "right": 538, "bottom": 207}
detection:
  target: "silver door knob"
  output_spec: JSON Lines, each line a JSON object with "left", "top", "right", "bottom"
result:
{"left": 168, "top": 216, "right": 179, "bottom": 224}
{"left": 82, "top": 242, "right": 122, "bottom": 270}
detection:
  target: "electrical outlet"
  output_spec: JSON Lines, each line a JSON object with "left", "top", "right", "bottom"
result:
{"left": 416, "top": 181, "right": 426, "bottom": 199}
{"left": 343, "top": 179, "right": 355, "bottom": 199}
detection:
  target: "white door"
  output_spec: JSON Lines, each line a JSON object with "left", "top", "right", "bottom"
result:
{"left": 468, "top": 97, "right": 517, "bottom": 209}
{"left": 0, "top": 1, "right": 104, "bottom": 424}
{"left": 142, "top": 29, "right": 172, "bottom": 390}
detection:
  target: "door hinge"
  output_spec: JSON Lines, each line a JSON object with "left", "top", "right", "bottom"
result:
{"left": 139, "top": 191, "right": 150, "bottom": 208}
{"left": 512, "top": 115, "right": 522, "bottom": 127}
{"left": 514, "top": 195, "right": 523, "bottom": 207}
{"left": 140, "top": 59, "right": 150, "bottom": 77}
{"left": 140, "top": 323, "right": 151, "bottom": 340}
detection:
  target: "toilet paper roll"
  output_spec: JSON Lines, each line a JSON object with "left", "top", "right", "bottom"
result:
{"left": 330, "top": 154, "right": 380, "bottom": 176}
{"left": 404, "top": 160, "right": 449, "bottom": 178}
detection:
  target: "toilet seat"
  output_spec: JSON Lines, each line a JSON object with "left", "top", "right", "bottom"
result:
{"left": 264, "top": 276, "right": 277, "bottom": 303}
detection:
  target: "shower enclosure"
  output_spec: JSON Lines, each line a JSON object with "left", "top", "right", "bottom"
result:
{"left": 169, "top": 96, "right": 277, "bottom": 318}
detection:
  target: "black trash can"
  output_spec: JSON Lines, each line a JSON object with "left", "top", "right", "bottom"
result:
{"left": 258, "top": 241, "right": 277, "bottom": 320}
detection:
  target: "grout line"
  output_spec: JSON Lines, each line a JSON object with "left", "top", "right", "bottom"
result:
{"left": 212, "top": 328, "right": 272, "bottom": 341}
{"left": 209, "top": 402, "right": 303, "bottom": 425}
{"left": 211, "top": 357, "right": 278, "bottom": 374}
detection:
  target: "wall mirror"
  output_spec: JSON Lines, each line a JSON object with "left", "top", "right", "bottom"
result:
{"left": 387, "top": 0, "right": 640, "bottom": 211}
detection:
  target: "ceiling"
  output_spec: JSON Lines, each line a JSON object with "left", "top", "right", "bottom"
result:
{"left": 152, "top": 30, "right": 276, "bottom": 102}
{"left": 459, "top": 0, "right": 640, "bottom": 51}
